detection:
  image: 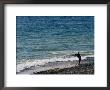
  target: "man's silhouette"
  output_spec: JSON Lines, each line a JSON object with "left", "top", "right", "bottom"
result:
{"left": 75, "top": 52, "right": 81, "bottom": 65}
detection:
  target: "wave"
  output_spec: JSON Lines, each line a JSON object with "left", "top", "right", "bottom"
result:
{"left": 16, "top": 54, "right": 94, "bottom": 73}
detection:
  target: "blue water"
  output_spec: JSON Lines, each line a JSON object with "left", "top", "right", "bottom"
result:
{"left": 16, "top": 16, "right": 94, "bottom": 62}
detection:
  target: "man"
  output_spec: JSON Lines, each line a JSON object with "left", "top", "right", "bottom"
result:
{"left": 75, "top": 52, "right": 81, "bottom": 65}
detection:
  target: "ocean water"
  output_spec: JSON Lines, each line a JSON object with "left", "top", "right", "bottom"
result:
{"left": 16, "top": 16, "right": 94, "bottom": 72}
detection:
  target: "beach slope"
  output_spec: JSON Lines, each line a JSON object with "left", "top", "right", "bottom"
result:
{"left": 33, "top": 60, "right": 94, "bottom": 74}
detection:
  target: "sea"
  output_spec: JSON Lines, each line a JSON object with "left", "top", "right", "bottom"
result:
{"left": 16, "top": 16, "right": 94, "bottom": 73}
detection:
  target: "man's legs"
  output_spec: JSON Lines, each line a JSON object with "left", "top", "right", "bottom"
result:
{"left": 79, "top": 58, "right": 81, "bottom": 65}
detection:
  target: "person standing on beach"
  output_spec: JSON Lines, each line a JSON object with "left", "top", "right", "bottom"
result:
{"left": 75, "top": 52, "right": 81, "bottom": 65}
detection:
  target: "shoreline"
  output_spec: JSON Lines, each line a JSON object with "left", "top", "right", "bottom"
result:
{"left": 17, "top": 57, "right": 94, "bottom": 74}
